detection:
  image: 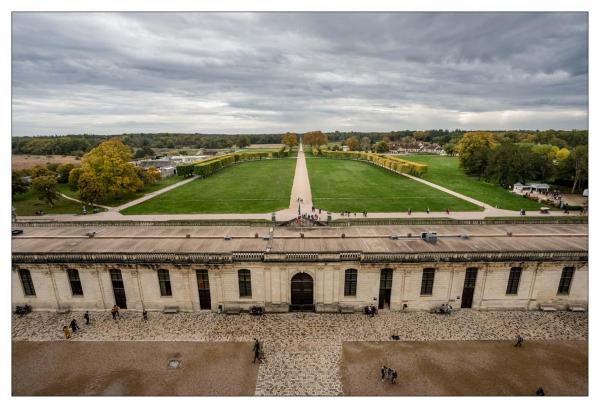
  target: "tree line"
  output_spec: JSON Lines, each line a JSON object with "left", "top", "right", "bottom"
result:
{"left": 13, "top": 129, "right": 587, "bottom": 156}
{"left": 456, "top": 132, "right": 588, "bottom": 193}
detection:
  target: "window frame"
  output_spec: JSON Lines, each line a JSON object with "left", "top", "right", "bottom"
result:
{"left": 557, "top": 267, "right": 575, "bottom": 295}
{"left": 344, "top": 268, "right": 358, "bottom": 297}
{"left": 157, "top": 269, "right": 172, "bottom": 297}
{"left": 67, "top": 269, "right": 84, "bottom": 296}
{"left": 238, "top": 269, "right": 252, "bottom": 298}
{"left": 506, "top": 267, "right": 522, "bottom": 295}
{"left": 420, "top": 268, "right": 435, "bottom": 296}
{"left": 18, "top": 269, "right": 36, "bottom": 297}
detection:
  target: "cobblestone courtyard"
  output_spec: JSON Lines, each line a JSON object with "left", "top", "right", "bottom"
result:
{"left": 12, "top": 310, "right": 588, "bottom": 396}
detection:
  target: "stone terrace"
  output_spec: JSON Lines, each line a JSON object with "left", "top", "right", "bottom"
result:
{"left": 13, "top": 310, "right": 587, "bottom": 396}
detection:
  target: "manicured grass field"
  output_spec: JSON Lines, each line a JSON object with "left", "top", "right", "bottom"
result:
{"left": 306, "top": 158, "right": 481, "bottom": 212}
{"left": 121, "top": 159, "right": 296, "bottom": 214}
{"left": 403, "top": 155, "right": 550, "bottom": 211}
{"left": 56, "top": 176, "right": 185, "bottom": 207}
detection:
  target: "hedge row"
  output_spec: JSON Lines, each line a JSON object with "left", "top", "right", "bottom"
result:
{"left": 176, "top": 150, "right": 289, "bottom": 178}
{"left": 314, "top": 150, "right": 428, "bottom": 176}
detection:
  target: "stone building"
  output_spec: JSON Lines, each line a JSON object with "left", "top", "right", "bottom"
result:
{"left": 12, "top": 223, "right": 587, "bottom": 313}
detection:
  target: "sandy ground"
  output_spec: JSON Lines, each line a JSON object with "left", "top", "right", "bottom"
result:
{"left": 12, "top": 341, "right": 258, "bottom": 396}
{"left": 341, "top": 340, "right": 587, "bottom": 396}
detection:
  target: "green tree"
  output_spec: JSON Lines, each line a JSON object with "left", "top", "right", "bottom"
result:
{"left": 56, "top": 163, "right": 76, "bottom": 183}
{"left": 12, "top": 170, "right": 28, "bottom": 196}
{"left": 31, "top": 175, "right": 59, "bottom": 207}
{"left": 30, "top": 164, "right": 53, "bottom": 178}
{"left": 237, "top": 136, "right": 251, "bottom": 148}
{"left": 346, "top": 136, "right": 359, "bottom": 151}
{"left": 455, "top": 132, "right": 496, "bottom": 177}
{"left": 77, "top": 138, "right": 144, "bottom": 204}
{"left": 374, "top": 141, "right": 390, "bottom": 153}
{"left": 134, "top": 146, "right": 155, "bottom": 159}
{"left": 68, "top": 167, "right": 82, "bottom": 191}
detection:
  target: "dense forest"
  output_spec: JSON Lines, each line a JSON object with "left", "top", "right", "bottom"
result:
{"left": 12, "top": 129, "right": 588, "bottom": 156}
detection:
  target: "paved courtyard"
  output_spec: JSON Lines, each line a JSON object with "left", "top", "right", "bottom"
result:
{"left": 12, "top": 310, "right": 587, "bottom": 396}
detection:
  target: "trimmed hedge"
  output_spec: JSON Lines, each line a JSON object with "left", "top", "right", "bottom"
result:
{"left": 177, "top": 151, "right": 287, "bottom": 179}
{"left": 319, "top": 150, "right": 428, "bottom": 176}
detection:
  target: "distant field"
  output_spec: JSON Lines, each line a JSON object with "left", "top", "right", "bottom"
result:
{"left": 403, "top": 155, "right": 549, "bottom": 211}
{"left": 306, "top": 158, "right": 481, "bottom": 212}
{"left": 12, "top": 154, "right": 80, "bottom": 170}
{"left": 122, "top": 159, "right": 295, "bottom": 214}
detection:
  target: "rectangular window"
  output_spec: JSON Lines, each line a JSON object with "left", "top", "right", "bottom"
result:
{"left": 557, "top": 267, "right": 575, "bottom": 295}
{"left": 67, "top": 269, "right": 83, "bottom": 296}
{"left": 157, "top": 269, "right": 172, "bottom": 297}
{"left": 19, "top": 269, "right": 36, "bottom": 296}
{"left": 238, "top": 269, "right": 252, "bottom": 297}
{"left": 344, "top": 269, "right": 358, "bottom": 296}
{"left": 420, "top": 268, "right": 435, "bottom": 295}
{"left": 506, "top": 267, "right": 522, "bottom": 295}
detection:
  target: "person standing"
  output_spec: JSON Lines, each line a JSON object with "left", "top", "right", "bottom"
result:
{"left": 111, "top": 305, "right": 120, "bottom": 320}
{"left": 63, "top": 325, "right": 71, "bottom": 339}
{"left": 381, "top": 366, "right": 387, "bottom": 381}
{"left": 143, "top": 310, "right": 148, "bottom": 321}
{"left": 69, "top": 319, "right": 79, "bottom": 333}
{"left": 84, "top": 311, "right": 90, "bottom": 325}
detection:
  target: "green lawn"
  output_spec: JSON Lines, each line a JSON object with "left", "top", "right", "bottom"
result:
{"left": 121, "top": 159, "right": 296, "bottom": 214}
{"left": 12, "top": 188, "right": 96, "bottom": 216}
{"left": 306, "top": 158, "right": 482, "bottom": 212}
{"left": 57, "top": 176, "right": 184, "bottom": 207}
{"left": 403, "top": 155, "right": 551, "bottom": 211}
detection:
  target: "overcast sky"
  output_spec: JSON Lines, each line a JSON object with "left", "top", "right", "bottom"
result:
{"left": 12, "top": 12, "right": 588, "bottom": 136}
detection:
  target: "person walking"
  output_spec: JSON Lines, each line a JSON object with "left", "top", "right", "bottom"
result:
{"left": 63, "top": 325, "right": 71, "bottom": 339}
{"left": 84, "top": 311, "right": 90, "bottom": 325}
{"left": 391, "top": 369, "right": 398, "bottom": 384}
{"left": 252, "top": 338, "right": 262, "bottom": 363}
{"left": 381, "top": 366, "right": 387, "bottom": 381}
{"left": 426, "top": 207, "right": 430, "bottom": 214}
{"left": 408, "top": 208, "right": 412, "bottom": 216}
{"left": 143, "top": 310, "right": 148, "bottom": 321}
{"left": 536, "top": 387, "right": 545, "bottom": 396}
{"left": 514, "top": 334, "right": 524, "bottom": 347}
{"left": 111, "top": 305, "right": 120, "bottom": 320}
{"left": 69, "top": 319, "right": 79, "bottom": 333}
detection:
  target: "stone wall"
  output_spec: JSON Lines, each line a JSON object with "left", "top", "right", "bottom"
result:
{"left": 12, "top": 260, "right": 588, "bottom": 312}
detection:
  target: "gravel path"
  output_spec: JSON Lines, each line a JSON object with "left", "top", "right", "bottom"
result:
{"left": 12, "top": 310, "right": 587, "bottom": 396}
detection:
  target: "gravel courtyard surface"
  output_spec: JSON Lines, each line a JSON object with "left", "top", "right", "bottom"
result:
{"left": 342, "top": 340, "right": 587, "bottom": 396}
{"left": 12, "top": 310, "right": 587, "bottom": 396}
{"left": 12, "top": 341, "right": 258, "bottom": 396}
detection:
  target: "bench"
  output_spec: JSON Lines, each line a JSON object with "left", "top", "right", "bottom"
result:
{"left": 225, "top": 307, "right": 242, "bottom": 315}
{"left": 339, "top": 305, "right": 355, "bottom": 314}
{"left": 568, "top": 304, "right": 587, "bottom": 312}
{"left": 163, "top": 306, "right": 179, "bottom": 314}
{"left": 539, "top": 304, "right": 558, "bottom": 312}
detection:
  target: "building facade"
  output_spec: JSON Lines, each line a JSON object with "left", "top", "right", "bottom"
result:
{"left": 12, "top": 223, "right": 588, "bottom": 313}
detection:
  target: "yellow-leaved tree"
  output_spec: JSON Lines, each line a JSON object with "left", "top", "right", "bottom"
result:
{"left": 281, "top": 132, "right": 298, "bottom": 149}
{"left": 77, "top": 138, "right": 144, "bottom": 204}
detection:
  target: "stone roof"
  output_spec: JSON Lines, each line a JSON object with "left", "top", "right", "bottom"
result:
{"left": 12, "top": 223, "right": 588, "bottom": 264}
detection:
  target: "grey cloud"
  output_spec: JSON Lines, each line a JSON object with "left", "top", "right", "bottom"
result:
{"left": 11, "top": 12, "right": 588, "bottom": 135}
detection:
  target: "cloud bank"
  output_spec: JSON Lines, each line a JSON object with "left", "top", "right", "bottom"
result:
{"left": 12, "top": 12, "right": 588, "bottom": 135}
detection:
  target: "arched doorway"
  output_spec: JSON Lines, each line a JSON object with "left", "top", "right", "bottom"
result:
{"left": 290, "top": 273, "right": 314, "bottom": 312}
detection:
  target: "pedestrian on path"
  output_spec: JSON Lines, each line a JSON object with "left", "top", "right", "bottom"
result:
{"left": 63, "top": 325, "right": 71, "bottom": 339}
{"left": 143, "top": 310, "right": 148, "bottom": 321}
{"left": 111, "top": 305, "right": 120, "bottom": 320}
{"left": 84, "top": 311, "right": 90, "bottom": 325}
{"left": 381, "top": 366, "right": 387, "bottom": 381}
{"left": 252, "top": 338, "right": 262, "bottom": 363}
{"left": 69, "top": 319, "right": 80, "bottom": 333}
{"left": 426, "top": 207, "right": 430, "bottom": 214}
{"left": 536, "top": 387, "right": 545, "bottom": 396}
{"left": 408, "top": 208, "right": 412, "bottom": 216}
{"left": 514, "top": 334, "right": 524, "bottom": 347}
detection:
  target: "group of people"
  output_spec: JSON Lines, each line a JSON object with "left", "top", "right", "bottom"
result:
{"left": 62, "top": 313, "right": 91, "bottom": 339}
{"left": 340, "top": 210, "right": 368, "bottom": 217}
{"left": 380, "top": 366, "right": 398, "bottom": 384}
{"left": 365, "top": 305, "right": 377, "bottom": 317}
{"left": 433, "top": 304, "right": 453, "bottom": 315}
